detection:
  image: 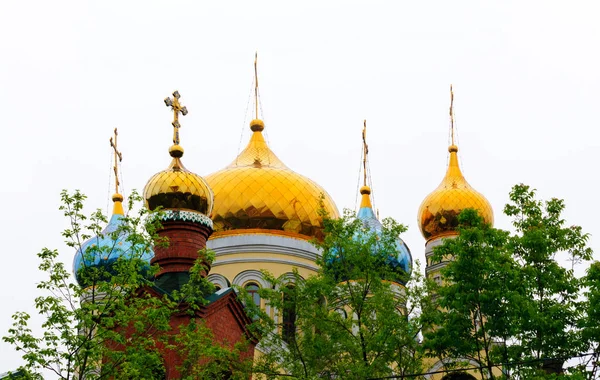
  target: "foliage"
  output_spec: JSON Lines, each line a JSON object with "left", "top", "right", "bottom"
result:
{"left": 424, "top": 208, "right": 519, "bottom": 380}
{"left": 427, "top": 184, "right": 594, "bottom": 379}
{"left": 3, "top": 190, "right": 251, "bottom": 379}
{"left": 505, "top": 184, "right": 593, "bottom": 377}
{"left": 250, "top": 209, "right": 433, "bottom": 380}
{"left": 575, "top": 261, "right": 600, "bottom": 379}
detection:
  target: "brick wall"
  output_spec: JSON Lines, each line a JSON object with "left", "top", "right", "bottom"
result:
{"left": 152, "top": 221, "right": 212, "bottom": 276}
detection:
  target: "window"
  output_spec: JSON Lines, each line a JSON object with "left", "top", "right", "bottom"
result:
{"left": 433, "top": 275, "right": 442, "bottom": 286}
{"left": 245, "top": 282, "right": 261, "bottom": 308}
{"left": 282, "top": 285, "right": 296, "bottom": 344}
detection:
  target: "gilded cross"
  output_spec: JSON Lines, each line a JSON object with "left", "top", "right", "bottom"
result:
{"left": 109, "top": 128, "right": 123, "bottom": 194}
{"left": 164, "top": 91, "right": 188, "bottom": 145}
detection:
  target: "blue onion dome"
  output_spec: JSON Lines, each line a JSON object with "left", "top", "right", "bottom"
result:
{"left": 357, "top": 186, "right": 412, "bottom": 278}
{"left": 73, "top": 194, "right": 154, "bottom": 287}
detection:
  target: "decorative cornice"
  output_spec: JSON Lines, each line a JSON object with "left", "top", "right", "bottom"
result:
{"left": 160, "top": 209, "right": 213, "bottom": 229}
{"left": 213, "top": 257, "right": 319, "bottom": 272}
{"left": 207, "top": 233, "right": 319, "bottom": 262}
{"left": 212, "top": 228, "right": 312, "bottom": 241}
{"left": 206, "top": 273, "right": 230, "bottom": 289}
{"left": 425, "top": 261, "right": 449, "bottom": 273}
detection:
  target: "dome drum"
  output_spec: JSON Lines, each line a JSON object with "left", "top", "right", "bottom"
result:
{"left": 151, "top": 220, "right": 212, "bottom": 278}
{"left": 146, "top": 191, "right": 210, "bottom": 214}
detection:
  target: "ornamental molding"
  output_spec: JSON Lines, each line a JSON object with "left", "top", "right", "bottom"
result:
{"left": 232, "top": 270, "right": 271, "bottom": 289}
{"left": 212, "top": 257, "right": 319, "bottom": 273}
{"left": 160, "top": 209, "right": 213, "bottom": 229}
{"left": 206, "top": 273, "right": 230, "bottom": 289}
{"left": 207, "top": 234, "right": 320, "bottom": 262}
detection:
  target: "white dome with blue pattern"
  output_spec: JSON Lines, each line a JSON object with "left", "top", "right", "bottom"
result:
{"left": 356, "top": 186, "right": 412, "bottom": 277}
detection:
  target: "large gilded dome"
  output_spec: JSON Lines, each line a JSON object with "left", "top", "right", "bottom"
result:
{"left": 418, "top": 144, "right": 493, "bottom": 241}
{"left": 206, "top": 119, "right": 339, "bottom": 239}
{"left": 144, "top": 145, "right": 214, "bottom": 214}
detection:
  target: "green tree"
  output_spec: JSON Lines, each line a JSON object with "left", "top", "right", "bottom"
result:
{"left": 250, "top": 210, "right": 433, "bottom": 380}
{"left": 577, "top": 261, "right": 600, "bottom": 379}
{"left": 505, "top": 184, "right": 593, "bottom": 377}
{"left": 3, "top": 190, "right": 252, "bottom": 380}
{"left": 423, "top": 208, "right": 521, "bottom": 380}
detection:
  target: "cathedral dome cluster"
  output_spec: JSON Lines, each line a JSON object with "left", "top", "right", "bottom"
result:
{"left": 206, "top": 118, "right": 339, "bottom": 239}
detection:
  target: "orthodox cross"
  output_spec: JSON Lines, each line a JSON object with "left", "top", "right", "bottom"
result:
{"left": 449, "top": 84, "right": 455, "bottom": 146}
{"left": 109, "top": 128, "right": 123, "bottom": 194}
{"left": 164, "top": 91, "right": 188, "bottom": 145}
{"left": 362, "top": 120, "right": 369, "bottom": 186}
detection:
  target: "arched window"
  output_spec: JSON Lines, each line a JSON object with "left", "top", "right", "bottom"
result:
{"left": 245, "top": 282, "right": 261, "bottom": 308}
{"left": 282, "top": 285, "right": 296, "bottom": 344}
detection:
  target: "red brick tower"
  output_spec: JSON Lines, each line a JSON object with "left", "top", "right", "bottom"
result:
{"left": 143, "top": 90, "right": 215, "bottom": 291}
{"left": 141, "top": 91, "right": 256, "bottom": 378}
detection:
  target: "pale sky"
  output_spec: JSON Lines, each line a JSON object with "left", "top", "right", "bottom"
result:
{"left": 1, "top": 0, "right": 599, "bottom": 374}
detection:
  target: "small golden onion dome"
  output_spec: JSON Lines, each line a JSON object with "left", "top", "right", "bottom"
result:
{"left": 144, "top": 146, "right": 214, "bottom": 214}
{"left": 111, "top": 193, "right": 124, "bottom": 215}
{"left": 417, "top": 145, "right": 493, "bottom": 241}
{"left": 359, "top": 186, "right": 372, "bottom": 209}
{"left": 205, "top": 119, "right": 339, "bottom": 239}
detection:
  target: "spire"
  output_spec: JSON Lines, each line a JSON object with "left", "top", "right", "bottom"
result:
{"left": 449, "top": 84, "right": 457, "bottom": 151}
{"left": 109, "top": 128, "right": 124, "bottom": 216}
{"left": 446, "top": 85, "right": 463, "bottom": 185}
{"left": 359, "top": 120, "right": 372, "bottom": 209}
{"left": 164, "top": 90, "right": 188, "bottom": 158}
{"left": 417, "top": 86, "right": 494, "bottom": 241}
{"left": 250, "top": 53, "right": 265, "bottom": 132}
{"left": 254, "top": 51, "right": 259, "bottom": 120}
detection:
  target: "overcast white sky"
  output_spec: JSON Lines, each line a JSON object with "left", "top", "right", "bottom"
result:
{"left": 1, "top": 0, "right": 599, "bottom": 374}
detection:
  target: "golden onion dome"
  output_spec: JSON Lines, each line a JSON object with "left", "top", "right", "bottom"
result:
{"left": 417, "top": 144, "right": 493, "bottom": 241}
{"left": 205, "top": 118, "right": 339, "bottom": 239}
{"left": 144, "top": 144, "right": 214, "bottom": 215}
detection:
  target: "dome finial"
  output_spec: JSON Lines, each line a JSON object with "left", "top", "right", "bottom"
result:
{"left": 449, "top": 84, "right": 458, "bottom": 152}
{"left": 249, "top": 52, "right": 265, "bottom": 132}
{"left": 164, "top": 90, "right": 188, "bottom": 157}
{"left": 359, "top": 120, "right": 372, "bottom": 209}
{"left": 109, "top": 128, "right": 124, "bottom": 215}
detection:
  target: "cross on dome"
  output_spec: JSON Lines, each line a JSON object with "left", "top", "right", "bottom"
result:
{"left": 164, "top": 90, "right": 188, "bottom": 146}
{"left": 109, "top": 128, "right": 123, "bottom": 196}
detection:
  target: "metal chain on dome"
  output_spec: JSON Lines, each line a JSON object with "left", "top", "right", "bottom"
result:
{"left": 236, "top": 77, "right": 254, "bottom": 166}
{"left": 448, "top": 85, "right": 465, "bottom": 175}
{"left": 118, "top": 158, "right": 125, "bottom": 210}
{"left": 354, "top": 136, "right": 363, "bottom": 212}
{"left": 368, "top": 159, "right": 376, "bottom": 217}
{"left": 106, "top": 143, "right": 113, "bottom": 216}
